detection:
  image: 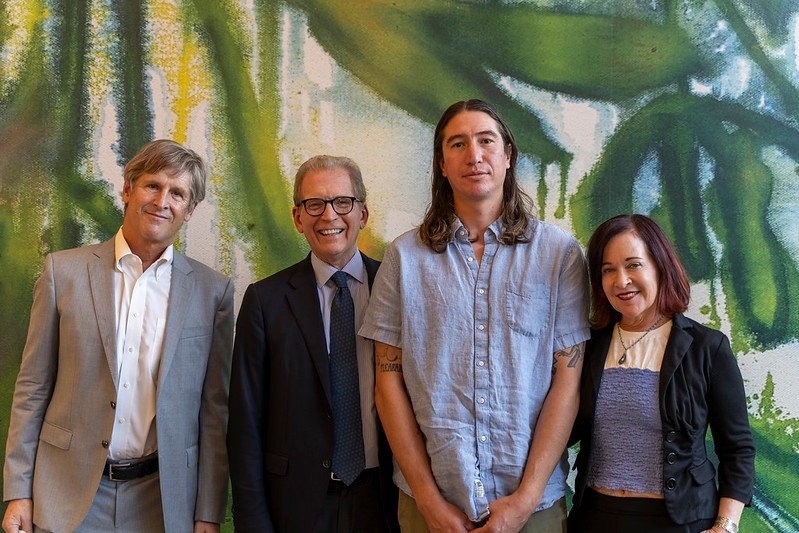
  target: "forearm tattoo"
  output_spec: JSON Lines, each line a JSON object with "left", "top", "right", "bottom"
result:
{"left": 552, "top": 343, "right": 585, "bottom": 375}
{"left": 376, "top": 344, "right": 403, "bottom": 373}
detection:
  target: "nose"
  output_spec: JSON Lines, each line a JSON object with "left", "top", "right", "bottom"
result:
{"left": 467, "top": 141, "right": 482, "bottom": 165}
{"left": 320, "top": 201, "right": 339, "bottom": 220}
{"left": 614, "top": 270, "right": 630, "bottom": 288}
{"left": 153, "top": 189, "right": 170, "bottom": 208}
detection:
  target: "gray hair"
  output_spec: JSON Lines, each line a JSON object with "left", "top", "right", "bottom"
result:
{"left": 293, "top": 155, "right": 366, "bottom": 205}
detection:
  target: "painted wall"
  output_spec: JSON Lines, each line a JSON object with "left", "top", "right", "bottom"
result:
{"left": 1, "top": 1, "right": 798, "bottom": 530}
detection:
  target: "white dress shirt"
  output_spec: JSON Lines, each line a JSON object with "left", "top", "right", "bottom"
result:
{"left": 109, "top": 229, "right": 172, "bottom": 460}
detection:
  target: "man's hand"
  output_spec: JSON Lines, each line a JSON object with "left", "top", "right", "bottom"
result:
{"left": 2, "top": 499, "right": 33, "bottom": 533}
{"left": 417, "top": 494, "right": 477, "bottom": 533}
{"left": 473, "top": 493, "right": 534, "bottom": 533}
{"left": 193, "top": 520, "right": 220, "bottom": 533}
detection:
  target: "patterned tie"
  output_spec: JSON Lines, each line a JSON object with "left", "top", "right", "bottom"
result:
{"left": 329, "top": 270, "right": 365, "bottom": 485}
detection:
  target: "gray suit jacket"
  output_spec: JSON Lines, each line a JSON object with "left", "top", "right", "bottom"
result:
{"left": 2, "top": 238, "right": 234, "bottom": 532}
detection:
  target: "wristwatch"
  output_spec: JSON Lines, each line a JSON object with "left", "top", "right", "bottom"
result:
{"left": 714, "top": 516, "right": 739, "bottom": 533}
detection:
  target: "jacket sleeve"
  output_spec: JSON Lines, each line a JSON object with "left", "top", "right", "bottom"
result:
{"left": 3, "top": 254, "right": 59, "bottom": 501}
{"left": 706, "top": 332, "right": 755, "bottom": 505}
{"left": 227, "top": 284, "right": 276, "bottom": 532}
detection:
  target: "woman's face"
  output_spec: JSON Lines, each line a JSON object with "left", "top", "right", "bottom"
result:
{"left": 600, "top": 231, "right": 661, "bottom": 330}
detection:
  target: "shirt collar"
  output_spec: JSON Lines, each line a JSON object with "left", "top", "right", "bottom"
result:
{"left": 114, "top": 228, "right": 174, "bottom": 277}
{"left": 310, "top": 250, "right": 366, "bottom": 288}
{"left": 451, "top": 216, "right": 507, "bottom": 243}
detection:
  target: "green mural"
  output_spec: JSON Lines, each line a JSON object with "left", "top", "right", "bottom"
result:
{"left": 1, "top": 1, "right": 797, "bottom": 530}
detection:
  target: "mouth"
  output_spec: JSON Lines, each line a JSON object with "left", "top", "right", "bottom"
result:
{"left": 319, "top": 228, "right": 344, "bottom": 236}
{"left": 616, "top": 291, "right": 638, "bottom": 301}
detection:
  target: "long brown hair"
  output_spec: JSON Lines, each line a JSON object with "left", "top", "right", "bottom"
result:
{"left": 419, "top": 99, "right": 534, "bottom": 252}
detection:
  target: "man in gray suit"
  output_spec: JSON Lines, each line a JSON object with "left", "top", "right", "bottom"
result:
{"left": 2, "top": 139, "right": 234, "bottom": 533}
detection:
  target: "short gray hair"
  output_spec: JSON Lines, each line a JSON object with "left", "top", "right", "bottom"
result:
{"left": 293, "top": 155, "right": 366, "bottom": 205}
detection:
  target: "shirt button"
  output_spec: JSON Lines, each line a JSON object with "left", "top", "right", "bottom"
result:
{"left": 467, "top": 257, "right": 474, "bottom": 262}
{"left": 480, "top": 435, "right": 487, "bottom": 442}
{"left": 478, "top": 288, "right": 485, "bottom": 294}
{"left": 666, "top": 452, "right": 676, "bottom": 464}
{"left": 123, "top": 382, "right": 130, "bottom": 389}
{"left": 477, "top": 397, "right": 485, "bottom": 404}
{"left": 477, "top": 324, "right": 485, "bottom": 331}
{"left": 460, "top": 230, "right": 467, "bottom": 237}
{"left": 128, "top": 347, "right": 134, "bottom": 353}
{"left": 118, "top": 418, "right": 125, "bottom": 424}
{"left": 477, "top": 361, "right": 485, "bottom": 367}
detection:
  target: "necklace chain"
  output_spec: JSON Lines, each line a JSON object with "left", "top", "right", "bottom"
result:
{"left": 617, "top": 314, "right": 664, "bottom": 365}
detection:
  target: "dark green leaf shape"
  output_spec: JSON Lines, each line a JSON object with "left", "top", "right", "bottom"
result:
{"left": 435, "top": 5, "right": 703, "bottom": 100}
{"left": 289, "top": 0, "right": 570, "bottom": 169}
{"left": 110, "top": 1, "right": 153, "bottom": 162}
{"left": 572, "top": 91, "right": 799, "bottom": 348}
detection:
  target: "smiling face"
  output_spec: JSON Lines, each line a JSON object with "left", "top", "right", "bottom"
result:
{"left": 601, "top": 231, "right": 662, "bottom": 330}
{"left": 292, "top": 166, "right": 368, "bottom": 269}
{"left": 121, "top": 170, "right": 196, "bottom": 257}
{"left": 439, "top": 110, "right": 511, "bottom": 210}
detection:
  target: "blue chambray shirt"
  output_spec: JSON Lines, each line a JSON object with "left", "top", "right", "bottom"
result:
{"left": 360, "top": 217, "right": 590, "bottom": 522}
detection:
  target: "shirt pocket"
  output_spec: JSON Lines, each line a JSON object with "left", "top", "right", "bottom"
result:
{"left": 505, "top": 283, "right": 549, "bottom": 337}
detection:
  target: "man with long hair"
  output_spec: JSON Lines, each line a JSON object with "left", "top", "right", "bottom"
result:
{"left": 361, "top": 100, "right": 590, "bottom": 532}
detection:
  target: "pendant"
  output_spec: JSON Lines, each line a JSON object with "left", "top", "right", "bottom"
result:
{"left": 618, "top": 351, "right": 627, "bottom": 365}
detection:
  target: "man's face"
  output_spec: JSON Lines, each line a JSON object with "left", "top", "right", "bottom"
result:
{"left": 292, "top": 167, "right": 368, "bottom": 269}
{"left": 439, "top": 110, "right": 511, "bottom": 208}
{"left": 121, "top": 170, "right": 195, "bottom": 254}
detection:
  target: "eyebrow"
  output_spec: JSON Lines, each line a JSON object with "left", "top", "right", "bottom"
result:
{"left": 444, "top": 129, "right": 501, "bottom": 146}
{"left": 602, "top": 256, "right": 645, "bottom": 265}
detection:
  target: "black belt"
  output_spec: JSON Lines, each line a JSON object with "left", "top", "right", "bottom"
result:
{"left": 103, "top": 454, "right": 159, "bottom": 481}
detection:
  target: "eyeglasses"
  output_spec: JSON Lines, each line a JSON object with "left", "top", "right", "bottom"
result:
{"left": 298, "top": 196, "right": 362, "bottom": 216}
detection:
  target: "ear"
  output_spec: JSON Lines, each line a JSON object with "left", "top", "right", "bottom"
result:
{"left": 184, "top": 202, "right": 197, "bottom": 222}
{"left": 292, "top": 205, "right": 304, "bottom": 233}
{"left": 359, "top": 202, "right": 369, "bottom": 229}
{"left": 122, "top": 180, "right": 132, "bottom": 205}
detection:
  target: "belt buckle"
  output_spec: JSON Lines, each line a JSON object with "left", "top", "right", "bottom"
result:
{"left": 107, "top": 461, "right": 131, "bottom": 482}
{"left": 331, "top": 472, "right": 342, "bottom": 482}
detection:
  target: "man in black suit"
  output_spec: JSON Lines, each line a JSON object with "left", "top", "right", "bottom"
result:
{"left": 227, "top": 155, "right": 398, "bottom": 532}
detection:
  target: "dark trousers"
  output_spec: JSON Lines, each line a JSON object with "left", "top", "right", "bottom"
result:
{"left": 567, "top": 487, "right": 714, "bottom": 533}
{"left": 312, "top": 468, "right": 390, "bottom": 533}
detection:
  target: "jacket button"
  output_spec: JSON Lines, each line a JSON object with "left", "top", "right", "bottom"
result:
{"left": 110, "top": 401, "right": 116, "bottom": 409}
{"left": 322, "top": 459, "right": 331, "bottom": 469}
{"left": 665, "top": 478, "right": 676, "bottom": 490}
{"left": 666, "top": 452, "right": 676, "bottom": 464}
{"left": 101, "top": 440, "right": 110, "bottom": 448}
{"left": 665, "top": 431, "right": 677, "bottom": 442}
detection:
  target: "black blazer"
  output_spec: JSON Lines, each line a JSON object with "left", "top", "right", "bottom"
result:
{"left": 228, "top": 252, "right": 399, "bottom": 532}
{"left": 570, "top": 313, "right": 755, "bottom": 525}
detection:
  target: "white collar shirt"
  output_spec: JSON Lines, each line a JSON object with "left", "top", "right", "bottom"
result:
{"left": 109, "top": 228, "right": 173, "bottom": 460}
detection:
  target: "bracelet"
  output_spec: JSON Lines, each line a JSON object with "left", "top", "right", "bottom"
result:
{"left": 714, "top": 516, "right": 739, "bottom": 533}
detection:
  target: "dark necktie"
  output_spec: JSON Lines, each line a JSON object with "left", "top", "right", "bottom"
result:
{"left": 329, "top": 271, "right": 365, "bottom": 485}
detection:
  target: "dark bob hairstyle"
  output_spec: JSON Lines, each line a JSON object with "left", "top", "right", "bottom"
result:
{"left": 586, "top": 214, "right": 691, "bottom": 329}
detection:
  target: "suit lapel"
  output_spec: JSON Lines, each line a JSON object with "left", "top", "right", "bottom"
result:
{"left": 158, "top": 253, "right": 195, "bottom": 392}
{"left": 88, "top": 240, "right": 120, "bottom": 388}
{"left": 658, "top": 314, "right": 692, "bottom": 395}
{"left": 286, "top": 256, "right": 332, "bottom": 403}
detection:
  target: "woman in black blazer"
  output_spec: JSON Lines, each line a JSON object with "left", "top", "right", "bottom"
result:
{"left": 568, "top": 214, "right": 754, "bottom": 533}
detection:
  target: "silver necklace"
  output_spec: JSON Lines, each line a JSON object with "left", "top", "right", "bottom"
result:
{"left": 616, "top": 314, "right": 663, "bottom": 365}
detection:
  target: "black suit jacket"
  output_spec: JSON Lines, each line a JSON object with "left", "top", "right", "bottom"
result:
{"left": 228, "top": 252, "right": 398, "bottom": 533}
{"left": 570, "top": 313, "right": 755, "bottom": 525}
